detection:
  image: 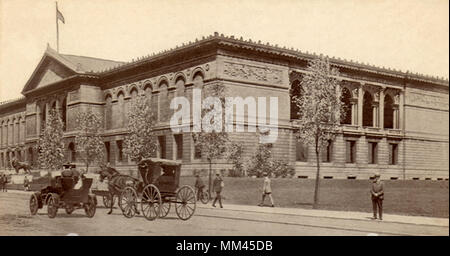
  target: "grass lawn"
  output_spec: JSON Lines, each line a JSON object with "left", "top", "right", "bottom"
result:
{"left": 180, "top": 176, "right": 449, "bottom": 218}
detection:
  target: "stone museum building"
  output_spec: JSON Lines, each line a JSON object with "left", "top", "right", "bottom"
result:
{"left": 0, "top": 33, "right": 448, "bottom": 179}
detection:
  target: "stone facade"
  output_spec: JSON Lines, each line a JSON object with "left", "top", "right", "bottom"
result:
{"left": 0, "top": 33, "right": 448, "bottom": 180}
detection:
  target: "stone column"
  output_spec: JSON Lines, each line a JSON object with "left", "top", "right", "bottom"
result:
{"left": 350, "top": 100, "right": 357, "bottom": 125}
{"left": 399, "top": 91, "right": 404, "bottom": 130}
{"left": 357, "top": 85, "right": 363, "bottom": 127}
{"left": 36, "top": 105, "right": 41, "bottom": 136}
{"left": 372, "top": 103, "right": 379, "bottom": 128}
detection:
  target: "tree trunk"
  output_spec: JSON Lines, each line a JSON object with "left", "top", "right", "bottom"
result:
{"left": 208, "top": 159, "right": 212, "bottom": 198}
{"left": 313, "top": 137, "right": 321, "bottom": 209}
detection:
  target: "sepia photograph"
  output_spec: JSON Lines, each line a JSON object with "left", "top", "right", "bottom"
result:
{"left": 0, "top": 0, "right": 448, "bottom": 240}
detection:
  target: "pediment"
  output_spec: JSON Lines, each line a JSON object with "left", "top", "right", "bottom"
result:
{"left": 21, "top": 48, "right": 78, "bottom": 94}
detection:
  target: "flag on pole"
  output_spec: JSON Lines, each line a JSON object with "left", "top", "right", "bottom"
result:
{"left": 57, "top": 5, "right": 65, "bottom": 24}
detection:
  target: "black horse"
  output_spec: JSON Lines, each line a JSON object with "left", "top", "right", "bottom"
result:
{"left": 98, "top": 165, "right": 142, "bottom": 215}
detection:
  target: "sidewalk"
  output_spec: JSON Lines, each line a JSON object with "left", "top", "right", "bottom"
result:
{"left": 3, "top": 189, "right": 448, "bottom": 227}
{"left": 197, "top": 202, "right": 449, "bottom": 227}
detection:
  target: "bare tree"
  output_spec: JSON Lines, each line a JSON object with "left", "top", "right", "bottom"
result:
{"left": 295, "top": 57, "right": 343, "bottom": 209}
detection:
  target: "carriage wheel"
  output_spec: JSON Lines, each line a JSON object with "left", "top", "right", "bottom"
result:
{"left": 159, "top": 201, "right": 171, "bottom": 218}
{"left": 65, "top": 205, "right": 75, "bottom": 215}
{"left": 102, "top": 194, "right": 115, "bottom": 208}
{"left": 120, "top": 186, "right": 138, "bottom": 218}
{"left": 29, "top": 193, "right": 39, "bottom": 215}
{"left": 84, "top": 195, "right": 96, "bottom": 218}
{"left": 47, "top": 193, "right": 59, "bottom": 219}
{"left": 175, "top": 185, "right": 196, "bottom": 221}
{"left": 140, "top": 184, "right": 161, "bottom": 221}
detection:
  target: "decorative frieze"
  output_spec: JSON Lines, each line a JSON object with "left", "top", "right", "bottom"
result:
{"left": 223, "top": 62, "right": 283, "bottom": 85}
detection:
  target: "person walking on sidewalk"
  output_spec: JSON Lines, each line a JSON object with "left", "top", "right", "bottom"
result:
{"left": 212, "top": 173, "right": 224, "bottom": 208}
{"left": 258, "top": 172, "right": 275, "bottom": 207}
{"left": 371, "top": 172, "right": 384, "bottom": 220}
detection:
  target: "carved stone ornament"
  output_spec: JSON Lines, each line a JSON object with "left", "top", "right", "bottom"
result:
{"left": 223, "top": 62, "right": 283, "bottom": 85}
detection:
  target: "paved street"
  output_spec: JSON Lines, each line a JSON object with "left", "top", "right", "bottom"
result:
{"left": 0, "top": 191, "right": 448, "bottom": 236}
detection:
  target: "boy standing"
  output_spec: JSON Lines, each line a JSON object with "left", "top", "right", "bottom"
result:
{"left": 258, "top": 172, "right": 274, "bottom": 207}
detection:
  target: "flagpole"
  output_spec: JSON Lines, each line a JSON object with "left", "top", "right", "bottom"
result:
{"left": 56, "top": 1, "right": 59, "bottom": 53}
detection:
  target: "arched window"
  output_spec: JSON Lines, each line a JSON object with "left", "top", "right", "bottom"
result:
{"left": 159, "top": 82, "right": 169, "bottom": 122}
{"left": 193, "top": 72, "right": 204, "bottom": 89}
{"left": 362, "top": 92, "right": 373, "bottom": 127}
{"left": 130, "top": 88, "right": 138, "bottom": 99}
{"left": 341, "top": 87, "right": 352, "bottom": 125}
{"left": 68, "top": 142, "right": 76, "bottom": 162}
{"left": 175, "top": 76, "right": 186, "bottom": 96}
{"left": 61, "top": 97, "right": 67, "bottom": 131}
{"left": 105, "top": 95, "right": 112, "bottom": 130}
{"left": 384, "top": 94, "right": 394, "bottom": 129}
{"left": 117, "top": 92, "right": 125, "bottom": 128}
{"left": 290, "top": 80, "right": 301, "bottom": 120}
{"left": 144, "top": 84, "right": 152, "bottom": 99}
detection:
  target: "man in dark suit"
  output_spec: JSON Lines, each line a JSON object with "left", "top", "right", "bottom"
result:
{"left": 371, "top": 172, "right": 384, "bottom": 220}
{"left": 212, "top": 173, "right": 224, "bottom": 208}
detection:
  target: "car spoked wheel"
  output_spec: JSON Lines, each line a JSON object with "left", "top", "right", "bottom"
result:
{"left": 47, "top": 193, "right": 59, "bottom": 219}
{"left": 159, "top": 201, "right": 171, "bottom": 218}
{"left": 29, "top": 193, "right": 39, "bottom": 215}
{"left": 84, "top": 195, "right": 96, "bottom": 218}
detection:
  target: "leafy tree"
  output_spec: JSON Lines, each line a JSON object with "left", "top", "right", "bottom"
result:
{"left": 246, "top": 143, "right": 272, "bottom": 177}
{"left": 192, "top": 83, "right": 229, "bottom": 197}
{"left": 294, "top": 57, "right": 343, "bottom": 209}
{"left": 38, "top": 109, "right": 65, "bottom": 172}
{"left": 227, "top": 142, "right": 244, "bottom": 177}
{"left": 124, "top": 95, "right": 157, "bottom": 163}
{"left": 75, "top": 110, "right": 104, "bottom": 173}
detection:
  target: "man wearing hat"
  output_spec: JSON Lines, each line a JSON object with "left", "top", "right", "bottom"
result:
{"left": 371, "top": 172, "right": 384, "bottom": 220}
{"left": 212, "top": 173, "right": 224, "bottom": 208}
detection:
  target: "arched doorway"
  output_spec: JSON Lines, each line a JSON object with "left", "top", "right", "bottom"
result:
{"left": 384, "top": 94, "right": 394, "bottom": 129}
{"left": 341, "top": 87, "right": 352, "bottom": 124}
{"left": 363, "top": 92, "right": 373, "bottom": 127}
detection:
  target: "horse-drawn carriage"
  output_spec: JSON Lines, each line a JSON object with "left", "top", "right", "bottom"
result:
{"left": 99, "top": 158, "right": 196, "bottom": 221}
{"left": 29, "top": 163, "right": 97, "bottom": 218}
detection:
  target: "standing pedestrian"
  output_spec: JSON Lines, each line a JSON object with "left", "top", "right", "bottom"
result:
{"left": 212, "top": 173, "right": 224, "bottom": 208}
{"left": 258, "top": 172, "right": 274, "bottom": 207}
{"left": 1, "top": 174, "right": 6, "bottom": 192}
{"left": 194, "top": 174, "right": 205, "bottom": 201}
{"left": 23, "top": 176, "right": 30, "bottom": 191}
{"left": 371, "top": 172, "right": 384, "bottom": 220}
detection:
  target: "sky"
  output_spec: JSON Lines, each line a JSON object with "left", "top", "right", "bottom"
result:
{"left": 0, "top": 0, "right": 448, "bottom": 101}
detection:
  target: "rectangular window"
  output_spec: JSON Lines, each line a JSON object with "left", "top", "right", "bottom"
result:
{"left": 322, "top": 140, "right": 332, "bottom": 163}
{"left": 296, "top": 141, "right": 308, "bottom": 162}
{"left": 174, "top": 134, "right": 183, "bottom": 160}
{"left": 346, "top": 140, "right": 356, "bottom": 163}
{"left": 104, "top": 142, "right": 111, "bottom": 163}
{"left": 389, "top": 143, "right": 398, "bottom": 165}
{"left": 192, "top": 135, "right": 202, "bottom": 159}
{"left": 158, "top": 136, "right": 166, "bottom": 159}
{"left": 368, "top": 142, "right": 378, "bottom": 164}
{"left": 116, "top": 140, "right": 123, "bottom": 162}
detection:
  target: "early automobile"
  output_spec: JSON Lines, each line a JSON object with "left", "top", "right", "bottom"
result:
{"left": 29, "top": 163, "right": 97, "bottom": 218}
